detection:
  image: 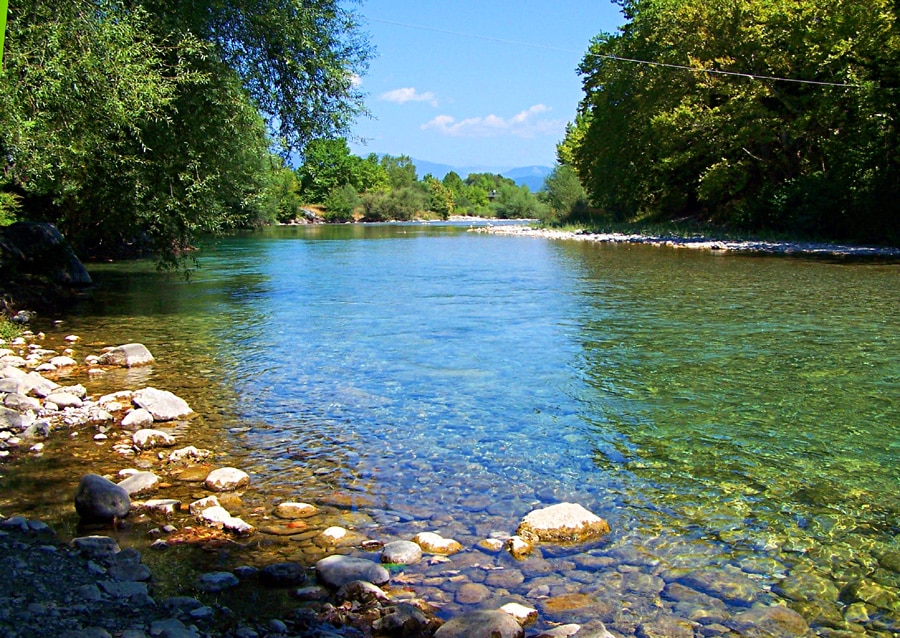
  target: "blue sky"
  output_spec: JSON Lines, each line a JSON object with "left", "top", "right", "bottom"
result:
{"left": 348, "top": 1, "right": 625, "bottom": 170}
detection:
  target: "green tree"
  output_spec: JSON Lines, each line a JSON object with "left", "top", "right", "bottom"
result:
{"left": 426, "top": 177, "right": 454, "bottom": 220}
{"left": 542, "top": 164, "right": 590, "bottom": 223}
{"left": 323, "top": 184, "right": 360, "bottom": 222}
{"left": 569, "top": 0, "right": 900, "bottom": 241}
{"left": 380, "top": 155, "right": 418, "bottom": 189}
{"left": 0, "top": 0, "right": 371, "bottom": 264}
{"left": 491, "top": 184, "right": 548, "bottom": 220}
{"left": 296, "top": 138, "right": 355, "bottom": 204}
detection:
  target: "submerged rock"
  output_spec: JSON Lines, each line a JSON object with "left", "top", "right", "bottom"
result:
{"left": 433, "top": 610, "right": 524, "bottom": 638}
{"left": 205, "top": 467, "right": 250, "bottom": 492}
{"left": 517, "top": 503, "right": 610, "bottom": 543}
{"left": 412, "top": 531, "right": 463, "bottom": 555}
{"left": 74, "top": 473, "right": 131, "bottom": 521}
{"left": 381, "top": 540, "right": 423, "bottom": 565}
{"left": 132, "top": 428, "right": 176, "bottom": 450}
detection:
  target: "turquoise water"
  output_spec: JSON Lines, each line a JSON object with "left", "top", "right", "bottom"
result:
{"left": 8, "top": 223, "right": 900, "bottom": 634}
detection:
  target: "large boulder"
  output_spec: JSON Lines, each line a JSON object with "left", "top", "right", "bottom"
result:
{"left": 516, "top": 503, "right": 610, "bottom": 543}
{"left": 97, "top": 344, "right": 154, "bottom": 368}
{"left": 0, "top": 222, "right": 92, "bottom": 286}
{"left": 132, "top": 387, "right": 193, "bottom": 421}
{"left": 74, "top": 473, "right": 131, "bottom": 521}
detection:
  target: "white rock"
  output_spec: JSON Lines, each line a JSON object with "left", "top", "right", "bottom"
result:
{"left": 189, "top": 495, "right": 221, "bottom": 516}
{"left": 517, "top": 502, "right": 610, "bottom": 543}
{"left": 65, "top": 335, "right": 80, "bottom": 343}
{"left": 412, "top": 531, "right": 463, "bottom": 555}
{"left": 44, "top": 392, "right": 83, "bottom": 409}
{"left": 49, "top": 356, "right": 77, "bottom": 368}
{"left": 132, "top": 387, "right": 192, "bottom": 421}
{"left": 499, "top": 603, "right": 538, "bottom": 626}
{"left": 96, "top": 343, "right": 154, "bottom": 368}
{"left": 167, "top": 446, "right": 212, "bottom": 464}
{"left": 139, "top": 499, "right": 181, "bottom": 517}
{"left": 121, "top": 409, "right": 154, "bottom": 431}
{"left": 533, "top": 625, "right": 585, "bottom": 637}
{"left": 321, "top": 526, "right": 349, "bottom": 541}
{"left": 132, "top": 428, "right": 176, "bottom": 450}
{"left": 506, "top": 535, "right": 533, "bottom": 560}
{"left": 197, "top": 506, "right": 254, "bottom": 535}
{"left": 204, "top": 467, "right": 250, "bottom": 492}
{"left": 117, "top": 471, "right": 161, "bottom": 496}
{"left": 98, "top": 390, "right": 134, "bottom": 408}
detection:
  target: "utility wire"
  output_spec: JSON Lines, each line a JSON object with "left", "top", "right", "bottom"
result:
{"left": 368, "top": 17, "right": 864, "bottom": 89}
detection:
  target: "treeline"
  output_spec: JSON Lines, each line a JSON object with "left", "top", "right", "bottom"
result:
{"left": 558, "top": 0, "right": 900, "bottom": 243}
{"left": 285, "top": 138, "right": 548, "bottom": 222}
{"left": 0, "top": 0, "right": 369, "bottom": 264}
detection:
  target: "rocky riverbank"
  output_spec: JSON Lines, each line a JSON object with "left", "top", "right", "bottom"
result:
{"left": 473, "top": 225, "right": 900, "bottom": 258}
{"left": 0, "top": 330, "right": 627, "bottom": 638}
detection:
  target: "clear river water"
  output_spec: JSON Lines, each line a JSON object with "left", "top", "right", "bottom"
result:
{"left": 3, "top": 222, "right": 900, "bottom": 636}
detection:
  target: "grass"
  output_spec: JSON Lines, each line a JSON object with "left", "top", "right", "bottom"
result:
{"left": 0, "top": 318, "right": 22, "bottom": 342}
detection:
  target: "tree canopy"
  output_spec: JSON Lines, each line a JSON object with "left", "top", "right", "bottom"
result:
{"left": 0, "top": 0, "right": 371, "bottom": 264}
{"left": 565, "top": 0, "right": 899, "bottom": 242}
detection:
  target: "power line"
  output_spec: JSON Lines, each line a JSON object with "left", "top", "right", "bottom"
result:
{"left": 368, "top": 17, "right": 863, "bottom": 90}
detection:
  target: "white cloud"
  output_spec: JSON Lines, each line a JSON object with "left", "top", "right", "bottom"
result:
{"left": 380, "top": 87, "right": 438, "bottom": 107}
{"left": 349, "top": 74, "right": 363, "bottom": 88}
{"left": 421, "top": 104, "right": 563, "bottom": 138}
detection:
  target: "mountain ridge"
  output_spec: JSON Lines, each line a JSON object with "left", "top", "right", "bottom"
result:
{"left": 410, "top": 158, "right": 553, "bottom": 191}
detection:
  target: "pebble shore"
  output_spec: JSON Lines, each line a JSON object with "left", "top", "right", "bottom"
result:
{"left": 473, "top": 224, "right": 900, "bottom": 258}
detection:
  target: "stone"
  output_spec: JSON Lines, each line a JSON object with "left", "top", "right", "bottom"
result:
{"left": 132, "top": 429, "right": 176, "bottom": 450}
{"left": 139, "top": 499, "right": 181, "bottom": 517}
{"left": 195, "top": 505, "right": 255, "bottom": 535}
{"left": 132, "top": 387, "right": 192, "bottom": 421}
{"left": 117, "top": 471, "right": 161, "bottom": 496}
{"left": 499, "top": 603, "right": 538, "bottom": 626}
{"left": 506, "top": 535, "right": 533, "bottom": 559}
{"left": 336, "top": 580, "right": 391, "bottom": 604}
{"left": 45, "top": 392, "right": 84, "bottom": 408}
{"left": 533, "top": 625, "right": 588, "bottom": 638}
{"left": 456, "top": 582, "right": 491, "bottom": 604}
{"left": 477, "top": 538, "right": 505, "bottom": 553}
{"left": 196, "top": 571, "right": 240, "bottom": 593}
{"left": 205, "top": 467, "right": 250, "bottom": 491}
{"left": 517, "top": 503, "right": 610, "bottom": 543}
{"left": 0, "top": 405, "right": 34, "bottom": 430}
{"left": 0, "top": 221, "right": 92, "bottom": 286}
{"left": 382, "top": 540, "right": 423, "bottom": 565}
{"left": 315, "top": 554, "right": 390, "bottom": 588}
{"left": 97, "top": 344, "right": 155, "bottom": 368}
{"left": 273, "top": 501, "right": 318, "bottom": 519}
{"left": 189, "top": 495, "right": 221, "bottom": 515}
{"left": 72, "top": 535, "right": 121, "bottom": 560}
{"left": 49, "top": 356, "right": 77, "bottom": 368}
{"left": 540, "top": 594, "right": 597, "bottom": 613}
{"left": 167, "top": 446, "right": 212, "bottom": 464}
{"left": 4, "top": 393, "right": 41, "bottom": 413}
{"left": 727, "top": 605, "right": 810, "bottom": 636}
{"left": 412, "top": 531, "right": 463, "bottom": 555}
{"left": 23, "top": 371, "right": 59, "bottom": 398}
{"left": 374, "top": 603, "right": 432, "bottom": 635}
{"left": 677, "top": 568, "right": 759, "bottom": 606}
{"left": 98, "top": 580, "right": 149, "bottom": 598}
{"left": 121, "top": 409, "right": 155, "bottom": 431}
{"left": 259, "top": 562, "right": 307, "bottom": 587}
{"left": 433, "top": 610, "right": 524, "bottom": 638}
{"left": 74, "top": 473, "right": 131, "bottom": 521}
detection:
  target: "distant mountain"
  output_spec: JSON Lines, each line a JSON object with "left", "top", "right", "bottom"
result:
{"left": 410, "top": 158, "right": 553, "bottom": 191}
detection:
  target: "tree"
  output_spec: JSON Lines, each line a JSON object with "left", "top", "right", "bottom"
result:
{"left": 296, "top": 138, "right": 356, "bottom": 204}
{"left": 0, "top": 0, "right": 371, "bottom": 264}
{"left": 380, "top": 155, "right": 418, "bottom": 189}
{"left": 542, "top": 164, "right": 590, "bottom": 223}
{"left": 426, "top": 177, "right": 454, "bottom": 220}
{"left": 569, "top": 0, "right": 900, "bottom": 241}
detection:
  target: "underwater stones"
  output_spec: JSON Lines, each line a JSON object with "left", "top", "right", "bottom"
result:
{"left": 517, "top": 503, "right": 610, "bottom": 543}
{"left": 455, "top": 582, "right": 491, "bottom": 604}
{"left": 97, "top": 343, "right": 154, "bottom": 368}
{"left": 727, "top": 605, "right": 810, "bottom": 637}
{"left": 773, "top": 570, "right": 840, "bottom": 603}
{"left": 195, "top": 571, "right": 239, "bottom": 593}
{"left": 259, "top": 562, "right": 307, "bottom": 587}
{"left": 132, "top": 428, "right": 175, "bottom": 450}
{"left": 273, "top": 501, "right": 318, "bottom": 519}
{"left": 433, "top": 610, "right": 524, "bottom": 638}
{"left": 204, "top": 467, "right": 250, "bottom": 491}
{"left": 381, "top": 540, "right": 423, "bottom": 565}
{"left": 374, "top": 603, "right": 432, "bottom": 635}
{"left": 316, "top": 555, "right": 390, "bottom": 588}
{"left": 132, "top": 387, "right": 192, "bottom": 421}
{"left": 413, "top": 531, "right": 463, "bottom": 555}
{"left": 74, "top": 473, "right": 131, "bottom": 521}
{"left": 167, "top": 445, "right": 211, "bottom": 464}
{"left": 676, "top": 568, "right": 759, "bottom": 606}
{"left": 540, "top": 593, "right": 598, "bottom": 614}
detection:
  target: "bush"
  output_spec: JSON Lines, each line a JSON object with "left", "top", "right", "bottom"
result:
{"left": 323, "top": 184, "right": 360, "bottom": 222}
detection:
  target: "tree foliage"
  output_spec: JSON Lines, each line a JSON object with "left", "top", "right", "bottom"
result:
{"left": 0, "top": 0, "right": 371, "bottom": 263}
{"left": 568, "top": 0, "right": 900, "bottom": 241}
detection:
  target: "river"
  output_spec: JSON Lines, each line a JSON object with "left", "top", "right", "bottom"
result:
{"left": 3, "top": 222, "right": 899, "bottom": 635}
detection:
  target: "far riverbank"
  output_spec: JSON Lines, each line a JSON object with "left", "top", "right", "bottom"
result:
{"left": 475, "top": 224, "right": 900, "bottom": 259}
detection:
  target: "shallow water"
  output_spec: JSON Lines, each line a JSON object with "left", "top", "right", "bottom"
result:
{"left": 3, "top": 223, "right": 900, "bottom": 634}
